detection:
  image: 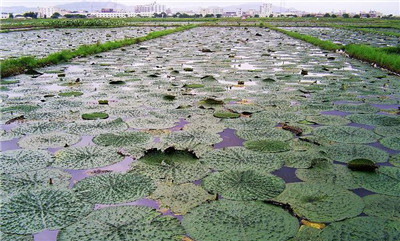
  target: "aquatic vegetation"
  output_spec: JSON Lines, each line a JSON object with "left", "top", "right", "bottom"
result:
{"left": 0, "top": 149, "right": 53, "bottom": 174}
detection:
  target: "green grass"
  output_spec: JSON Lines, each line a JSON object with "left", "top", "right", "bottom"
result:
{"left": 263, "top": 23, "right": 343, "bottom": 51}
{"left": 0, "top": 24, "right": 197, "bottom": 77}
{"left": 344, "top": 44, "right": 400, "bottom": 74}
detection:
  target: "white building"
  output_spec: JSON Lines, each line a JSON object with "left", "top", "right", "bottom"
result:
{"left": 135, "top": 2, "right": 166, "bottom": 14}
{"left": 1, "top": 12, "right": 10, "bottom": 19}
{"left": 91, "top": 12, "right": 137, "bottom": 18}
{"left": 37, "top": 7, "right": 61, "bottom": 18}
{"left": 260, "top": 2, "right": 272, "bottom": 17}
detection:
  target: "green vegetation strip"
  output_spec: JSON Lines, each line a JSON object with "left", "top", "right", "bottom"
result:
{"left": 0, "top": 24, "right": 197, "bottom": 77}
{"left": 264, "top": 23, "right": 400, "bottom": 74}
{"left": 330, "top": 24, "right": 400, "bottom": 38}
{"left": 262, "top": 23, "right": 343, "bottom": 51}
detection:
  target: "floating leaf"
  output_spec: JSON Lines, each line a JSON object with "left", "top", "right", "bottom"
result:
{"left": 275, "top": 183, "right": 364, "bottom": 222}
{"left": 0, "top": 232, "right": 33, "bottom": 241}
{"left": 1, "top": 169, "right": 71, "bottom": 194}
{"left": 213, "top": 111, "right": 240, "bottom": 119}
{"left": 58, "top": 91, "right": 83, "bottom": 97}
{"left": 288, "top": 225, "right": 322, "bottom": 241}
{"left": 347, "top": 114, "right": 400, "bottom": 126}
{"left": 73, "top": 173, "right": 155, "bottom": 204}
{"left": 313, "top": 126, "right": 378, "bottom": 144}
{"left": 0, "top": 189, "right": 92, "bottom": 234}
{"left": 323, "top": 144, "right": 388, "bottom": 163}
{"left": 127, "top": 116, "right": 177, "bottom": 130}
{"left": 223, "top": 118, "right": 275, "bottom": 130}
{"left": 150, "top": 183, "right": 214, "bottom": 215}
{"left": 348, "top": 159, "right": 378, "bottom": 172}
{"left": 0, "top": 149, "right": 53, "bottom": 174}
{"left": 66, "top": 118, "right": 128, "bottom": 135}
{"left": 200, "top": 147, "right": 284, "bottom": 172}
{"left": 236, "top": 128, "right": 293, "bottom": 141}
{"left": 93, "top": 132, "right": 152, "bottom": 147}
{"left": 374, "top": 126, "right": 400, "bottom": 137}
{"left": 277, "top": 150, "right": 325, "bottom": 169}
{"left": 335, "top": 103, "right": 378, "bottom": 113}
{"left": 54, "top": 146, "right": 124, "bottom": 170}
{"left": 81, "top": 112, "right": 109, "bottom": 120}
{"left": 306, "top": 115, "right": 350, "bottom": 126}
{"left": 202, "top": 170, "right": 285, "bottom": 200}
{"left": 389, "top": 154, "right": 400, "bottom": 167}
{"left": 1, "top": 104, "right": 40, "bottom": 114}
{"left": 18, "top": 132, "right": 81, "bottom": 149}
{"left": 244, "top": 139, "right": 291, "bottom": 153}
{"left": 57, "top": 206, "right": 184, "bottom": 241}
{"left": 363, "top": 194, "right": 400, "bottom": 221}
{"left": 182, "top": 200, "right": 299, "bottom": 241}
{"left": 319, "top": 217, "right": 400, "bottom": 241}
{"left": 10, "top": 121, "right": 66, "bottom": 137}
{"left": 161, "top": 129, "right": 222, "bottom": 150}
{"left": 130, "top": 148, "right": 209, "bottom": 184}
{"left": 379, "top": 136, "right": 400, "bottom": 150}
{"left": 296, "top": 160, "right": 359, "bottom": 189}
{"left": 352, "top": 166, "right": 400, "bottom": 196}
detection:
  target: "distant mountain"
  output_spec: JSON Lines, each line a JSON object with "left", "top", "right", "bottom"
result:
{"left": 2, "top": 6, "right": 36, "bottom": 14}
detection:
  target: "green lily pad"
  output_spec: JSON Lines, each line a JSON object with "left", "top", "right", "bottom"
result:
{"left": 0, "top": 149, "right": 53, "bottom": 174}
{"left": 319, "top": 217, "right": 400, "bottom": 241}
{"left": 182, "top": 200, "right": 299, "bottom": 241}
{"left": 10, "top": 122, "right": 66, "bottom": 137}
{"left": 130, "top": 148, "right": 209, "bottom": 184}
{"left": 66, "top": 118, "right": 128, "bottom": 135}
{"left": 347, "top": 114, "right": 400, "bottom": 126}
{"left": 244, "top": 140, "right": 291, "bottom": 153}
{"left": 81, "top": 112, "right": 109, "bottom": 120}
{"left": 363, "top": 194, "right": 400, "bottom": 221}
{"left": 57, "top": 206, "right": 184, "bottom": 241}
{"left": 352, "top": 166, "right": 400, "bottom": 196}
{"left": 275, "top": 183, "right": 364, "bottom": 222}
{"left": 323, "top": 144, "right": 389, "bottom": 163}
{"left": 373, "top": 126, "right": 400, "bottom": 137}
{"left": 161, "top": 129, "right": 222, "bottom": 150}
{"left": 202, "top": 170, "right": 285, "bottom": 200}
{"left": 276, "top": 150, "right": 325, "bottom": 168}
{"left": 348, "top": 159, "right": 378, "bottom": 172}
{"left": 73, "top": 173, "right": 156, "bottom": 204}
{"left": 236, "top": 128, "right": 293, "bottom": 141}
{"left": 213, "top": 111, "right": 240, "bottom": 119}
{"left": 150, "top": 183, "right": 215, "bottom": 215}
{"left": 296, "top": 160, "right": 359, "bottom": 189}
{"left": 0, "top": 189, "right": 93, "bottom": 234}
{"left": 1, "top": 104, "right": 40, "bottom": 113}
{"left": 335, "top": 103, "right": 378, "bottom": 113}
{"left": 313, "top": 126, "right": 378, "bottom": 144}
{"left": 93, "top": 132, "right": 152, "bottom": 147}
{"left": 389, "top": 154, "right": 400, "bottom": 167}
{"left": 18, "top": 132, "right": 81, "bottom": 149}
{"left": 379, "top": 136, "right": 400, "bottom": 150}
{"left": 127, "top": 117, "right": 177, "bottom": 130}
{"left": 306, "top": 115, "right": 350, "bottom": 126}
{"left": 200, "top": 147, "right": 284, "bottom": 172}
{"left": 58, "top": 91, "right": 83, "bottom": 97}
{"left": 54, "top": 146, "right": 124, "bottom": 170}
{"left": 1, "top": 169, "right": 71, "bottom": 195}
{"left": 0, "top": 232, "right": 33, "bottom": 241}
{"left": 184, "top": 83, "right": 204, "bottom": 88}
{"left": 288, "top": 226, "right": 322, "bottom": 241}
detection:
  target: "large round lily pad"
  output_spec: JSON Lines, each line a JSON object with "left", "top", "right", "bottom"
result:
{"left": 127, "top": 117, "right": 177, "bottom": 130}
{"left": 244, "top": 140, "right": 291, "bottom": 153}
{"left": 379, "top": 136, "right": 400, "bottom": 150}
{"left": 182, "top": 200, "right": 299, "bottom": 241}
{"left": 200, "top": 147, "right": 284, "bottom": 172}
{"left": 57, "top": 206, "right": 184, "bottom": 241}
{"left": 150, "top": 183, "right": 215, "bottom": 215}
{"left": 363, "top": 194, "right": 400, "bottom": 221}
{"left": 313, "top": 126, "right": 378, "bottom": 144}
{"left": 319, "top": 217, "right": 400, "bottom": 241}
{"left": 202, "top": 170, "right": 285, "bottom": 200}
{"left": 54, "top": 146, "right": 123, "bottom": 170}
{"left": 161, "top": 129, "right": 222, "bottom": 150}
{"left": 306, "top": 115, "right": 350, "bottom": 126}
{"left": 1, "top": 169, "right": 71, "bottom": 194}
{"left": 73, "top": 173, "right": 156, "bottom": 204}
{"left": 323, "top": 144, "right": 388, "bottom": 163}
{"left": 0, "top": 189, "right": 93, "bottom": 234}
{"left": 18, "top": 132, "right": 81, "bottom": 149}
{"left": 276, "top": 150, "right": 324, "bottom": 168}
{"left": 347, "top": 114, "right": 400, "bottom": 126}
{"left": 236, "top": 128, "right": 293, "bottom": 141}
{"left": 296, "top": 160, "right": 359, "bottom": 189}
{"left": 0, "top": 149, "right": 53, "bottom": 174}
{"left": 334, "top": 103, "right": 378, "bottom": 113}
{"left": 275, "top": 183, "right": 364, "bottom": 222}
{"left": 66, "top": 118, "right": 128, "bottom": 135}
{"left": 0, "top": 232, "right": 33, "bottom": 241}
{"left": 130, "top": 148, "right": 209, "bottom": 184}
{"left": 389, "top": 154, "right": 400, "bottom": 167}
{"left": 352, "top": 166, "right": 400, "bottom": 196}
{"left": 93, "top": 132, "right": 152, "bottom": 147}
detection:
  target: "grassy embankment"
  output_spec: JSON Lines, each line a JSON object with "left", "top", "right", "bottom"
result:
{"left": 0, "top": 24, "right": 197, "bottom": 77}
{"left": 262, "top": 23, "right": 400, "bottom": 74}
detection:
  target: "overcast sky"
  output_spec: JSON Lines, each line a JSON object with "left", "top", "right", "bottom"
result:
{"left": 2, "top": 0, "right": 399, "bottom": 15}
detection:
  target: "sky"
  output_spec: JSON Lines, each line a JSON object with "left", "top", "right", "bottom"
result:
{"left": 2, "top": 0, "right": 399, "bottom": 15}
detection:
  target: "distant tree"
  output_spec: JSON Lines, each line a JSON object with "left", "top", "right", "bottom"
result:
{"left": 23, "top": 12, "right": 38, "bottom": 19}
{"left": 51, "top": 12, "right": 61, "bottom": 19}
{"left": 160, "top": 12, "right": 167, "bottom": 18}
{"left": 331, "top": 14, "right": 337, "bottom": 18}
{"left": 216, "top": 14, "right": 222, "bottom": 18}
{"left": 64, "top": 14, "right": 86, "bottom": 18}
{"left": 342, "top": 13, "right": 350, "bottom": 18}
{"left": 204, "top": 14, "right": 214, "bottom": 18}
{"left": 353, "top": 14, "right": 360, "bottom": 18}
{"left": 269, "top": 14, "right": 274, "bottom": 18}
{"left": 254, "top": 14, "right": 259, "bottom": 18}
{"left": 8, "top": 13, "right": 14, "bottom": 19}
{"left": 172, "top": 12, "right": 181, "bottom": 18}
{"left": 365, "top": 14, "right": 371, "bottom": 18}
{"left": 323, "top": 13, "right": 331, "bottom": 18}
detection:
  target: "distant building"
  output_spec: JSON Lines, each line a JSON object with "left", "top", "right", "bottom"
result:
{"left": 91, "top": 12, "right": 136, "bottom": 18}
{"left": 37, "top": 7, "right": 61, "bottom": 18}
{"left": 223, "top": 12, "right": 237, "bottom": 18}
{"left": 101, "top": 8, "right": 114, "bottom": 13}
{"left": 260, "top": 2, "right": 272, "bottom": 17}
{"left": 135, "top": 2, "right": 166, "bottom": 14}
{"left": 1, "top": 12, "right": 10, "bottom": 19}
